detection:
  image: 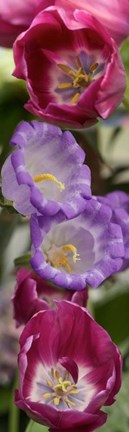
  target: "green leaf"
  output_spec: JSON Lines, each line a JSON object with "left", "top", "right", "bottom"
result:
{"left": 121, "top": 38, "right": 129, "bottom": 72}
{"left": 0, "top": 387, "right": 11, "bottom": 414}
{"left": 97, "top": 372, "right": 129, "bottom": 432}
{"left": 91, "top": 282, "right": 129, "bottom": 344}
{"left": 0, "top": 189, "right": 18, "bottom": 214}
{"left": 25, "top": 420, "right": 48, "bottom": 432}
{"left": 14, "top": 253, "right": 31, "bottom": 269}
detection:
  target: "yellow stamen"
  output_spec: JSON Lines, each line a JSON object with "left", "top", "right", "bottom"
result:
{"left": 51, "top": 244, "right": 80, "bottom": 273}
{"left": 66, "top": 398, "right": 76, "bottom": 407}
{"left": 51, "top": 251, "right": 73, "bottom": 273}
{"left": 51, "top": 368, "right": 54, "bottom": 379}
{"left": 43, "top": 392, "right": 52, "bottom": 399}
{"left": 53, "top": 397, "right": 60, "bottom": 406}
{"left": 55, "top": 379, "right": 72, "bottom": 392}
{"left": 77, "top": 56, "right": 83, "bottom": 69}
{"left": 69, "top": 389, "right": 79, "bottom": 395}
{"left": 55, "top": 370, "right": 61, "bottom": 380}
{"left": 71, "top": 92, "right": 80, "bottom": 104}
{"left": 42, "top": 368, "right": 80, "bottom": 409}
{"left": 57, "top": 82, "right": 73, "bottom": 89}
{"left": 62, "top": 244, "right": 80, "bottom": 263}
{"left": 33, "top": 173, "right": 65, "bottom": 192}
{"left": 65, "top": 372, "right": 69, "bottom": 380}
{"left": 89, "top": 62, "right": 98, "bottom": 73}
{"left": 57, "top": 63, "right": 76, "bottom": 78}
{"left": 47, "top": 380, "right": 53, "bottom": 387}
{"left": 57, "top": 60, "right": 99, "bottom": 105}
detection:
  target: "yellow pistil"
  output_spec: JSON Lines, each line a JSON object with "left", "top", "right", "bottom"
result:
{"left": 51, "top": 250, "right": 73, "bottom": 273}
{"left": 57, "top": 59, "right": 98, "bottom": 104}
{"left": 62, "top": 244, "right": 80, "bottom": 263}
{"left": 42, "top": 368, "right": 79, "bottom": 408}
{"left": 33, "top": 173, "right": 65, "bottom": 192}
{"left": 54, "top": 378, "right": 72, "bottom": 392}
{"left": 51, "top": 243, "right": 80, "bottom": 273}
{"left": 47, "top": 380, "right": 53, "bottom": 387}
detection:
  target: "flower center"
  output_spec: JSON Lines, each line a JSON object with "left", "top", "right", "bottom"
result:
{"left": 50, "top": 243, "right": 80, "bottom": 273}
{"left": 33, "top": 173, "right": 65, "bottom": 192}
{"left": 43, "top": 368, "right": 79, "bottom": 407}
{"left": 57, "top": 57, "right": 98, "bottom": 104}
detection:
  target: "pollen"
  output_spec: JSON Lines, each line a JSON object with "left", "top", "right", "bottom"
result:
{"left": 50, "top": 243, "right": 80, "bottom": 273}
{"left": 33, "top": 173, "right": 65, "bottom": 192}
{"left": 42, "top": 367, "right": 79, "bottom": 408}
{"left": 57, "top": 58, "right": 99, "bottom": 104}
{"left": 62, "top": 244, "right": 80, "bottom": 263}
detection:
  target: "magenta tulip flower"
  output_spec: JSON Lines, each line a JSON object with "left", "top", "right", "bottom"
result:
{"left": 13, "top": 7, "right": 126, "bottom": 129}
{"left": 55, "top": 0, "right": 129, "bottom": 45}
{"left": 15, "top": 301, "right": 122, "bottom": 431}
{"left": 12, "top": 267, "right": 88, "bottom": 327}
{"left": 0, "top": 0, "right": 44, "bottom": 47}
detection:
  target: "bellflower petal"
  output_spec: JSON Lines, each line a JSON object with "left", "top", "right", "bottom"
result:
{"left": 98, "top": 191, "right": 129, "bottom": 270}
{"left": 15, "top": 301, "right": 122, "bottom": 431}
{"left": 30, "top": 198, "right": 124, "bottom": 289}
{"left": 1, "top": 121, "right": 91, "bottom": 218}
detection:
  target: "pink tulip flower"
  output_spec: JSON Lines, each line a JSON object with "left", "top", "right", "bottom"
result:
{"left": 13, "top": 7, "right": 126, "bottom": 129}
{"left": 15, "top": 301, "right": 122, "bottom": 431}
{"left": 0, "top": 0, "right": 51, "bottom": 47}
{"left": 12, "top": 267, "right": 88, "bottom": 327}
{"left": 55, "top": 0, "right": 129, "bottom": 45}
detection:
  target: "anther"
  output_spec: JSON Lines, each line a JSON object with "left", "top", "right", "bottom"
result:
{"left": 43, "top": 392, "right": 52, "bottom": 399}
{"left": 53, "top": 397, "right": 60, "bottom": 406}
{"left": 62, "top": 244, "right": 80, "bottom": 263}
{"left": 33, "top": 173, "right": 65, "bottom": 192}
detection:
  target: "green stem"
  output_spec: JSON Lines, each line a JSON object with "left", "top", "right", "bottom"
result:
{"left": 25, "top": 420, "right": 48, "bottom": 432}
{"left": 87, "top": 289, "right": 95, "bottom": 318}
{"left": 8, "top": 373, "right": 19, "bottom": 432}
{"left": 123, "top": 96, "right": 129, "bottom": 111}
{"left": 14, "top": 252, "right": 31, "bottom": 268}
{"left": 25, "top": 420, "right": 34, "bottom": 432}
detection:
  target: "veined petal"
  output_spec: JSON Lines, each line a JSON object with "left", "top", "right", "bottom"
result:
{"left": 1, "top": 120, "right": 91, "bottom": 218}
{"left": 55, "top": 0, "right": 129, "bottom": 44}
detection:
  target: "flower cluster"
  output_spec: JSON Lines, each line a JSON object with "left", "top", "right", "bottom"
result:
{"left": 1, "top": 117, "right": 127, "bottom": 430}
{"left": 1, "top": 1, "right": 129, "bottom": 431}
{"left": 2, "top": 120, "right": 126, "bottom": 290}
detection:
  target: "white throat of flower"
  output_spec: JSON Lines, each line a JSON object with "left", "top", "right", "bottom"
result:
{"left": 30, "top": 363, "right": 96, "bottom": 411}
{"left": 43, "top": 367, "right": 78, "bottom": 407}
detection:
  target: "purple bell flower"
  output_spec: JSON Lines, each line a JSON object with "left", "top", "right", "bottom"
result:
{"left": 97, "top": 191, "right": 129, "bottom": 270}
{"left": 2, "top": 121, "right": 91, "bottom": 218}
{"left": 30, "top": 198, "right": 124, "bottom": 289}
